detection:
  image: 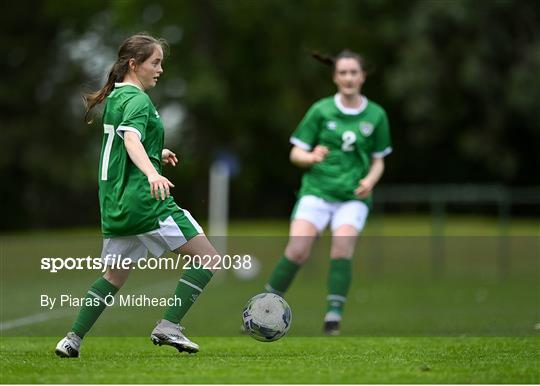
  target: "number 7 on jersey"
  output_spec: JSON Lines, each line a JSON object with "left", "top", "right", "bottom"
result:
{"left": 101, "top": 124, "right": 115, "bottom": 181}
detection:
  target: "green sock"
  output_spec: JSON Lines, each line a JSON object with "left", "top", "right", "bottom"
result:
{"left": 265, "top": 255, "right": 301, "bottom": 295}
{"left": 326, "top": 258, "right": 352, "bottom": 318}
{"left": 71, "top": 277, "right": 119, "bottom": 339}
{"left": 163, "top": 268, "right": 213, "bottom": 324}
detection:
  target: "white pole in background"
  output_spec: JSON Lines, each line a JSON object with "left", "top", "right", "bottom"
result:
{"left": 208, "top": 160, "right": 230, "bottom": 254}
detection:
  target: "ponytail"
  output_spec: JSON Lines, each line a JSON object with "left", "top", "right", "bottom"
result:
{"left": 83, "top": 61, "right": 127, "bottom": 124}
{"left": 310, "top": 50, "right": 335, "bottom": 67}
{"left": 309, "top": 49, "right": 366, "bottom": 72}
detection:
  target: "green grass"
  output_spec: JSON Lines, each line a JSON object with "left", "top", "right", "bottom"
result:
{"left": 2, "top": 218, "right": 538, "bottom": 337}
{"left": 4, "top": 215, "right": 539, "bottom": 237}
{"left": 226, "top": 215, "right": 540, "bottom": 236}
{"left": 1, "top": 337, "right": 538, "bottom": 384}
{"left": 1, "top": 217, "right": 538, "bottom": 383}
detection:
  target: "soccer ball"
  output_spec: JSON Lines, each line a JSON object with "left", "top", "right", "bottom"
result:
{"left": 242, "top": 293, "right": 292, "bottom": 342}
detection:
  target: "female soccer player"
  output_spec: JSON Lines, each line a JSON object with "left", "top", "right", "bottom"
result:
{"left": 55, "top": 33, "right": 219, "bottom": 357}
{"left": 264, "top": 50, "right": 392, "bottom": 335}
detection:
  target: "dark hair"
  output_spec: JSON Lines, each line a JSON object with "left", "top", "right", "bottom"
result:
{"left": 310, "top": 49, "right": 366, "bottom": 72}
{"left": 84, "top": 32, "right": 168, "bottom": 124}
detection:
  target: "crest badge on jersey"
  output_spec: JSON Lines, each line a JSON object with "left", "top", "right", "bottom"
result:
{"left": 326, "top": 121, "right": 337, "bottom": 130}
{"left": 359, "top": 121, "right": 374, "bottom": 136}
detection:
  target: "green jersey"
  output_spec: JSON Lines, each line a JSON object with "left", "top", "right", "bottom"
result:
{"left": 98, "top": 83, "right": 178, "bottom": 238}
{"left": 290, "top": 94, "right": 392, "bottom": 205}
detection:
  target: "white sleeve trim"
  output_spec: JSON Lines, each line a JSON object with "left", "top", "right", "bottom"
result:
{"left": 116, "top": 126, "right": 142, "bottom": 140}
{"left": 290, "top": 137, "right": 312, "bottom": 151}
{"left": 372, "top": 147, "right": 392, "bottom": 158}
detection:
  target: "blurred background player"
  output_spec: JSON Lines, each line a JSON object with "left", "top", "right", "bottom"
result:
{"left": 264, "top": 50, "right": 392, "bottom": 335}
{"left": 55, "top": 33, "right": 220, "bottom": 357}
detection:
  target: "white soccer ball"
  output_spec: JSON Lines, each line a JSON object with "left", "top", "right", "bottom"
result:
{"left": 242, "top": 293, "right": 292, "bottom": 342}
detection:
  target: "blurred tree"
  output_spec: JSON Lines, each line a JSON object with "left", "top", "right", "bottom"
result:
{"left": 1, "top": 1, "right": 110, "bottom": 229}
{"left": 385, "top": 0, "right": 540, "bottom": 184}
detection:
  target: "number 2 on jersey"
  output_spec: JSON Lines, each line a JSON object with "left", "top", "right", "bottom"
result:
{"left": 101, "top": 124, "right": 114, "bottom": 181}
{"left": 341, "top": 130, "right": 357, "bottom": 152}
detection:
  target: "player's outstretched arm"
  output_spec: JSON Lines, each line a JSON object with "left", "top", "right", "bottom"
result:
{"left": 124, "top": 131, "right": 174, "bottom": 200}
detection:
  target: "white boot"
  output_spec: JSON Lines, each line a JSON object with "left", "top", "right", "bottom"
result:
{"left": 150, "top": 319, "right": 199, "bottom": 353}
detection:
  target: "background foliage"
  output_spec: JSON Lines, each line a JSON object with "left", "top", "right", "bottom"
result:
{"left": 2, "top": 0, "right": 539, "bottom": 230}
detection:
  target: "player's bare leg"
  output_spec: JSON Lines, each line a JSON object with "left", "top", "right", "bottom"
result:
{"left": 330, "top": 225, "right": 358, "bottom": 259}
{"left": 176, "top": 234, "right": 221, "bottom": 273}
{"left": 285, "top": 219, "right": 319, "bottom": 265}
{"left": 264, "top": 219, "right": 318, "bottom": 295}
{"left": 103, "top": 266, "right": 132, "bottom": 288}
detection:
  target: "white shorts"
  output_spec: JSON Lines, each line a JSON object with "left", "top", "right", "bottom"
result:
{"left": 292, "top": 195, "right": 369, "bottom": 233}
{"left": 101, "top": 212, "right": 204, "bottom": 265}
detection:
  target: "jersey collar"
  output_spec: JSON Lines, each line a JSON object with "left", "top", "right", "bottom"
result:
{"left": 115, "top": 82, "right": 143, "bottom": 91}
{"left": 334, "top": 93, "right": 368, "bottom": 115}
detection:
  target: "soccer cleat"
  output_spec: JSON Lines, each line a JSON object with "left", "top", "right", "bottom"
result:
{"left": 55, "top": 332, "right": 81, "bottom": 358}
{"left": 150, "top": 319, "right": 199, "bottom": 354}
{"left": 323, "top": 320, "right": 341, "bottom": 336}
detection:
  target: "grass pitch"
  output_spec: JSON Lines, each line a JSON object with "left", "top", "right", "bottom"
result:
{"left": 1, "top": 336, "right": 538, "bottom": 384}
{"left": 1, "top": 217, "right": 538, "bottom": 383}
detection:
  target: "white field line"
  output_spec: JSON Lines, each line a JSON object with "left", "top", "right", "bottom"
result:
{"left": 1, "top": 281, "right": 175, "bottom": 332}
{"left": 0, "top": 309, "right": 74, "bottom": 331}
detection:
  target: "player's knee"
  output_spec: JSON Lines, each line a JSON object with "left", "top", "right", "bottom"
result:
{"left": 103, "top": 269, "right": 129, "bottom": 288}
{"left": 285, "top": 245, "right": 310, "bottom": 264}
{"left": 330, "top": 245, "right": 354, "bottom": 259}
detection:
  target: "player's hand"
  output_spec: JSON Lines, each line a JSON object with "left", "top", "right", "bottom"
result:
{"left": 161, "top": 149, "right": 178, "bottom": 166}
{"left": 148, "top": 173, "right": 175, "bottom": 200}
{"left": 310, "top": 145, "right": 329, "bottom": 164}
{"left": 354, "top": 178, "right": 374, "bottom": 199}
